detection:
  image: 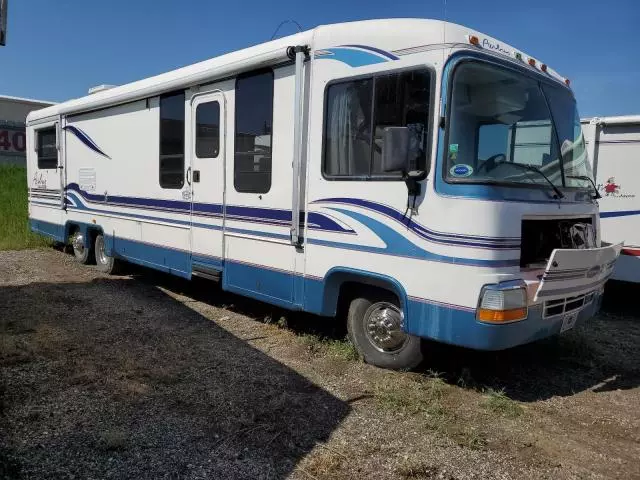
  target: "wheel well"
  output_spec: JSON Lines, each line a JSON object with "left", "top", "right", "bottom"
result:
{"left": 64, "top": 223, "right": 102, "bottom": 248}
{"left": 66, "top": 223, "right": 80, "bottom": 242}
{"left": 86, "top": 227, "right": 101, "bottom": 246}
{"left": 336, "top": 281, "right": 401, "bottom": 318}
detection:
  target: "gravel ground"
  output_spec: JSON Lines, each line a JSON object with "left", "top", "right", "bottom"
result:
{"left": 1, "top": 248, "right": 639, "bottom": 479}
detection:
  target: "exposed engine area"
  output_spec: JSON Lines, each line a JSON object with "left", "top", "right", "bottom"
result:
{"left": 520, "top": 218, "right": 595, "bottom": 268}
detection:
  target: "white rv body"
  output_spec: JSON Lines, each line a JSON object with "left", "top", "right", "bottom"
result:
{"left": 26, "top": 19, "right": 620, "bottom": 365}
{"left": 582, "top": 116, "right": 640, "bottom": 283}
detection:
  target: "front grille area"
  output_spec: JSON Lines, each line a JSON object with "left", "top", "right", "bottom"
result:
{"left": 544, "top": 291, "right": 596, "bottom": 318}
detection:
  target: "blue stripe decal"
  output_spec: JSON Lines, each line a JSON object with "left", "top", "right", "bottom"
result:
{"left": 600, "top": 210, "right": 640, "bottom": 218}
{"left": 314, "top": 198, "right": 520, "bottom": 249}
{"left": 312, "top": 208, "right": 520, "bottom": 268}
{"left": 63, "top": 125, "right": 111, "bottom": 159}
{"left": 65, "top": 192, "right": 292, "bottom": 241}
{"left": 65, "top": 183, "right": 352, "bottom": 234}
{"left": 340, "top": 44, "right": 400, "bottom": 60}
{"left": 62, "top": 192, "right": 517, "bottom": 267}
{"left": 315, "top": 47, "right": 391, "bottom": 67}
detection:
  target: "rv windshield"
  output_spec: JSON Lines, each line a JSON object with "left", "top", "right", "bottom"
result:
{"left": 445, "top": 62, "right": 592, "bottom": 191}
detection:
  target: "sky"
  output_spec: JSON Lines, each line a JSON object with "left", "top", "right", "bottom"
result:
{"left": 1, "top": 0, "right": 638, "bottom": 117}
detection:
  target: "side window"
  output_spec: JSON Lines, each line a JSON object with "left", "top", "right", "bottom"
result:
{"left": 195, "top": 101, "right": 220, "bottom": 158}
{"left": 159, "top": 91, "right": 185, "bottom": 189}
{"left": 234, "top": 69, "right": 274, "bottom": 193}
{"left": 323, "top": 69, "right": 431, "bottom": 179}
{"left": 37, "top": 127, "right": 58, "bottom": 170}
{"left": 324, "top": 79, "right": 373, "bottom": 177}
{"left": 372, "top": 70, "right": 431, "bottom": 174}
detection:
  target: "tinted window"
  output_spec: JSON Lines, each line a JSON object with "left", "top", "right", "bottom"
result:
{"left": 324, "top": 78, "right": 373, "bottom": 177}
{"left": 372, "top": 70, "right": 430, "bottom": 174}
{"left": 159, "top": 92, "right": 185, "bottom": 189}
{"left": 195, "top": 101, "right": 220, "bottom": 158}
{"left": 234, "top": 70, "right": 273, "bottom": 193}
{"left": 37, "top": 127, "right": 57, "bottom": 169}
{"left": 324, "top": 69, "right": 431, "bottom": 178}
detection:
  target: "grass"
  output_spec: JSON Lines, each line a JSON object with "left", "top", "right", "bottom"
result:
{"left": 482, "top": 388, "right": 524, "bottom": 418}
{"left": 374, "top": 372, "right": 448, "bottom": 417}
{"left": 299, "top": 334, "right": 360, "bottom": 361}
{"left": 0, "top": 165, "right": 52, "bottom": 250}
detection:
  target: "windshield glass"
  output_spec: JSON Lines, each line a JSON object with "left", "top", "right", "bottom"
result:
{"left": 541, "top": 83, "right": 592, "bottom": 187}
{"left": 445, "top": 62, "right": 592, "bottom": 190}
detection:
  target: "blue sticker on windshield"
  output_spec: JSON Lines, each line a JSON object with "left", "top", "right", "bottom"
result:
{"left": 449, "top": 164, "right": 474, "bottom": 177}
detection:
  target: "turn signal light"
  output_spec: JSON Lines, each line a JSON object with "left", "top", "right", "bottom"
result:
{"left": 565, "top": 78, "right": 571, "bottom": 86}
{"left": 468, "top": 35, "right": 480, "bottom": 46}
{"left": 477, "top": 281, "right": 528, "bottom": 324}
{"left": 541, "top": 64, "right": 548, "bottom": 72}
{"left": 478, "top": 308, "right": 528, "bottom": 323}
{"left": 528, "top": 58, "right": 536, "bottom": 67}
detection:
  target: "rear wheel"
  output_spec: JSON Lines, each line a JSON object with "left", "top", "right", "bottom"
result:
{"left": 94, "top": 233, "right": 119, "bottom": 274}
{"left": 70, "top": 230, "right": 93, "bottom": 265}
{"left": 347, "top": 293, "right": 423, "bottom": 370}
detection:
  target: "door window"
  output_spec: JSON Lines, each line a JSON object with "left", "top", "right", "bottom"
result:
{"left": 195, "top": 101, "right": 220, "bottom": 158}
{"left": 37, "top": 127, "right": 57, "bottom": 169}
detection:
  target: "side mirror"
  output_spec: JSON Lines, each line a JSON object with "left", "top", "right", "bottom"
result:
{"left": 381, "top": 127, "right": 409, "bottom": 173}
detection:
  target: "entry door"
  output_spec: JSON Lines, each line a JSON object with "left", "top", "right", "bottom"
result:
{"left": 31, "top": 122, "right": 64, "bottom": 204}
{"left": 189, "top": 91, "right": 226, "bottom": 273}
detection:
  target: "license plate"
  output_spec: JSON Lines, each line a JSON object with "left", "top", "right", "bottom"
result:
{"left": 560, "top": 311, "right": 579, "bottom": 333}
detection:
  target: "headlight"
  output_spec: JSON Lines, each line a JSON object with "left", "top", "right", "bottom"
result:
{"left": 477, "top": 280, "right": 528, "bottom": 323}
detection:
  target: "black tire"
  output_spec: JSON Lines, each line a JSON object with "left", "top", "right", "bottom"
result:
{"left": 347, "top": 293, "right": 423, "bottom": 370}
{"left": 94, "top": 233, "right": 120, "bottom": 274}
{"left": 70, "top": 230, "right": 94, "bottom": 265}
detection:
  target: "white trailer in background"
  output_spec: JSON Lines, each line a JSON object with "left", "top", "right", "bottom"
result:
{"left": 582, "top": 116, "right": 640, "bottom": 283}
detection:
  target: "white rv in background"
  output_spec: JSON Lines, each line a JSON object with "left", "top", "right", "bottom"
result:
{"left": 582, "top": 116, "right": 640, "bottom": 283}
{"left": 27, "top": 19, "right": 621, "bottom": 370}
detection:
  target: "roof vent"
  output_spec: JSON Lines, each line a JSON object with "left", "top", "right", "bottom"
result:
{"left": 88, "top": 84, "right": 116, "bottom": 95}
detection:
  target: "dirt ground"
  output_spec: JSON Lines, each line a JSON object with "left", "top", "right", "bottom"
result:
{"left": 1, "top": 249, "right": 639, "bottom": 480}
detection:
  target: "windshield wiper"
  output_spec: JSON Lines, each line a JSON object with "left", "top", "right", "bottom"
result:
{"left": 566, "top": 175, "right": 602, "bottom": 199}
{"left": 493, "top": 160, "right": 565, "bottom": 199}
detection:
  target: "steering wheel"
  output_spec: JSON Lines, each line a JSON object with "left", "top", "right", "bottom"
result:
{"left": 476, "top": 153, "right": 507, "bottom": 174}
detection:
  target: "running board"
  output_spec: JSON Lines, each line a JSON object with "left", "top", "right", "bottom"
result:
{"left": 192, "top": 264, "right": 222, "bottom": 282}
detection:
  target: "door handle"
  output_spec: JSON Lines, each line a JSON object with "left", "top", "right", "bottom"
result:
{"left": 193, "top": 170, "right": 200, "bottom": 183}
{"left": 186, "top": 166, "right": 191, "bottom": 186}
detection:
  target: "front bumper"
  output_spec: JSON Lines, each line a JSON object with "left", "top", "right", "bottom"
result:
{"left": 406, "top": 289, "right": 603, "bottom": 351}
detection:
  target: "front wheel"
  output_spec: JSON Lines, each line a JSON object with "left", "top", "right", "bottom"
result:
{"left": 347, "top": 294, "right": 423, "bottom": 370}
{"left": 94, "top": 233, "right": 120, "bottom": 274}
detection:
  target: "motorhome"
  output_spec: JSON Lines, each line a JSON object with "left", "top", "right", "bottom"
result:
{"left": 26, "top": 19, "right": 620, "bottom": 369}
{"left": 582, "top": 116, "right": 639, "bottom": 283}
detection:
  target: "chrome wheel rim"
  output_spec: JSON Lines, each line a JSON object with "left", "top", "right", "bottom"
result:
{"left": 72, "top": 232, "right": 85, "bottom": 257}
{"left": 95, "top": 236, "right": 108, "bottom": 265}
{"left": 363, "top": 302, "right": 408, "bottom": 353}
